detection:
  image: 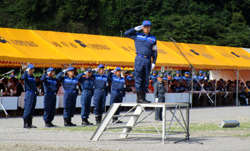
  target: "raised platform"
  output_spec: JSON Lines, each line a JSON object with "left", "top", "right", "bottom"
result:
{"left": 91, "top": 102, "right": 190, "bottom": 144}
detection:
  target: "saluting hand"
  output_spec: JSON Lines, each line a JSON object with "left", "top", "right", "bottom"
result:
{"left": 134, "top": 25, "right": 143, "bottom": 31}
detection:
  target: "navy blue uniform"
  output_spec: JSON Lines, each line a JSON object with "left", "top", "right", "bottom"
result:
{"left": 124, "top": 28, "right": 157, "bottom": 93}
{"left": 22, "top": 71, "right": 37, "bottom": 120}
{"left": 198, "top": 75, "right": 205, "bottom": 81}
{"left": 150, "top": 74, "right": 158, "bottom": 85}
{"left": 154, "top": 81, "right": 166, "bottom": 120}
{"left": 56, "top": 72, "right": 78, "bottom": 119}
{"left": 76, "top": 73, "right": 95, "bottom": 119}
{"left": 40, "top": 73, "right": 57, "bottom": 122}
{"left": 107, "top": 72, "right": 126, "bottom": 115}
{"left": 93, "top": 74, "right": 108, "bottom": 116}
{"left": 174, "top": 76, "right": 182, "bottom": 82}
{"left": 126, "top": 75, "right": 134, "bottom": 81}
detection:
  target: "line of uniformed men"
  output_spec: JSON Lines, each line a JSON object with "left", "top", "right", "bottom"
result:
{"left": 22, "top": 64, "right": 126, "bottom": 128}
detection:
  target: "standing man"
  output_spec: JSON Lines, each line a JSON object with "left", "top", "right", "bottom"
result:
{"left": 174, "top": 71, "right": 182, "bottom": 82}
{"left": 197, "top": 71, "right": 204, "bottom": 81}
{"left": 107, "top": 67, "right": 126, "bottom": 123}
{"left": 40, "top": 67, "right": 57, "bottom": 127}
{"left": 93, "top": 64, "right": 109, "bottom": 124}
{"left": 150, "top": 71, "right": 158, "bottom": 85}
{"left": 76, "top": 68, "right": 95, "bottom": 125}
{"left": 22, "top": 64, "right": 37, "bottom": 128}
{"left": 56, "top": 67, "right": 78, "bottom": 126}
{"left": 124, "top": 20, "right": 157, "bottom": 103}
{"left": 154, "top": 73, "right": 166, "bottom": 121}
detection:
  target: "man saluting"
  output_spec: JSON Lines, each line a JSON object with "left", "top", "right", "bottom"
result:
{"left": 124, "top": 20, "right": 158, "bottom": 103}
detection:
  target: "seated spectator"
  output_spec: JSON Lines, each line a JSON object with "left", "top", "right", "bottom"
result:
{"left": 0, "top": 78, "right": 9, "bottom": 95}
{"left": 173, "top": 81, "right": 182, "bottom": 93}
{"left": 228, "top": 81, "right": 236, "bottom": 94}
{"left": 8, "top": 78, "right": 19, "bottom": 95}
{"left": 36, "top": 82, "right": 44, "bottom": 96}
{"left": 8, "top": 77, "right": 14, "bottom": 87}
{"left": 9, "top": 71, "right": 17, "bottom": 78}
{"left": 148, "top": 80, "right": 154, "bottom": 93}
{"left": 195, "top": 82, "right": 202, "bottom": 91}
{"left": 217, "top": 81, "right": 225, "bottom": 92}
{"left": 203, "top": 80, "right": 212, "bottom": 91}
{"left": 16, "top": 79, "right": 25, "bottom": 96}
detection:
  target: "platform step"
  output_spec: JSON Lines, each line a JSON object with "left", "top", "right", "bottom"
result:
{"left": 112, "top": 114, "right": 140, "bottom": 118}
{"left": 106, "top": 126, "right": 133, "bottom": 130}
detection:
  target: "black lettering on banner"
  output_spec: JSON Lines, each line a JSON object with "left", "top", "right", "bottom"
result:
{"left": 121, "top": 46, "right": 130, "bottom": 51}
{"left": 241, "top": 55, "right": 250, "bottom": 60}
{"left": 69, "top": 42, "right": 77, "bottom": 48}
{"left": 61, "top": 41, "right": 69, "bottom": 47}
{"left": 201, "top": 54, "right": 215, "bottom": 59}
{"left": 88, "top": 44, "right": 111, "bottom": 50}
{"left": 158, "top": 49, "right": 167, "bottom": 54}
{"left": 9, "top": 39, "right": 38, "bottom": 47}
{"left": 128, "top": 46, "right": 135, "bottom": 51}
{"left": 52, "top": 41, "right": 62, "bottom": 47}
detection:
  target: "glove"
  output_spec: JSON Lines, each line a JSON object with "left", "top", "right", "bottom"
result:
{"left": 63, "top": 69, "right": 68, "bottom": 73}
{"left": 84, "top": 71, "right": 87, "bottom": 75}
{"left": 111, "top": 70, "right": 116, "bottom": 73}
{"left": 134, "top": 25, "right": 143, "bottom": 31}
{"left": 155, "top": 98, "right": 159, "bottom": 103}
{"left": 47, "top": 71, "right": 51, "bottom": 74}
{"left": 26, "top": 68, "right": 30, "bottom": 71}
{"left": 151, "top": 63, "right": 155, "bottom": 70}
{"left": 152, "top": 45, "right": 158, "bottom": 51}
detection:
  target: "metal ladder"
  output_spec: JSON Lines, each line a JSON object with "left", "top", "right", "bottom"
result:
{"left": 90, "top": 103, "right": 145, "bottom": 141}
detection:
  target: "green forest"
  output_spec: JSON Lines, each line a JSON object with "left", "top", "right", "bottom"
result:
{"left": 0, "top": 0, "right": 250, "bottom": 47}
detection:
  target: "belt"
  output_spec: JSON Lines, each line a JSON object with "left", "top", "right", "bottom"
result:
{"left": 26, "top": 91, "right": 37, "bottom": 94}
{"left": 65, "top": 90, "right": 76, "bottom": 93}
{"left": 112, "top": 90, "right": 123, "bottom": 93}
{"left": 83, "top": 89, "right": 92, "bottom": 93}
{"left": 137, "top": 54, "right": 151, "bottom": 59}
{"left": 46, "top": 92, "right": 56, "bottom": 95}
{"left": 95, "top": 88, "right": 105, "bottom": 91}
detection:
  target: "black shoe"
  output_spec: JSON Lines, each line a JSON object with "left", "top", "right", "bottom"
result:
{"left": 112, "top": 118, "right": 123, "bottom": 123}
{"left": 68, "top": 118, "right": 77, "bottom": 126}
{"left": 23, "top": 119, "right": 30, "bottom": 128}
{"left": 137, "top": 91, "right": 148, "bottom": 103}
{"left": 95, "top": 116, "right": 102, "bottom": 125}
{"left": 142, "top": 92, "right": 151, "bottom": 103}
{"left": 28, "top": 118, "right": 37, "bottom": 128}
{"left": 82, "top": 118, "right": 93, "bottom": 125}
{"left": 45, "top": 121, "right": 55, "bottom": 127}
{"left": 64, "top": 118, "right": 76, "bottom": 126}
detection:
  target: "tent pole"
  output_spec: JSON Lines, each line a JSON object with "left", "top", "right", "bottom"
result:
{"left": 166, "top": 66, "right": 169, "bottom": 94}
{"left": 236, "top": 69, "right": 239, "bottom": 106}
{"left": 215, "top": 69, "right": 217, "bottom": 107}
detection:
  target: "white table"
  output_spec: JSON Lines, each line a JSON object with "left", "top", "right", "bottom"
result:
{"left": 0, "top": 97, "right": 18, "bottom": 110}
{"left": 18, "top": 95, "right": 60, "bottom": 109}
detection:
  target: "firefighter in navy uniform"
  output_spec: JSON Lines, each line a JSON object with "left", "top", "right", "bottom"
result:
{"left": 92, "top": 64, "right": 109, "bottom": 124}
{"left": 56, "top": 67, "right": 78, "bottom": 126}
{"left": 124, "top": 20, "right": 158, "bottom": 103}
{"left": 154, "top": 73, "right": 166, "bottom": 121}
{"left": 22, "top": 64, "right": 37, "bottom": 128}
{"left": 40, "top": 67, "right": 57, "bottom": 127}
{"left": 107, "top": 67, "right": 126, "bottom": 123}
{"left": 76, "top": 68, "right": 95, "bottom": 125}
{"left": 174, "top": 71, "right": 182, "bottom": 82}
{"left": 150, "top": 71, "right": 158, "bottom": 85}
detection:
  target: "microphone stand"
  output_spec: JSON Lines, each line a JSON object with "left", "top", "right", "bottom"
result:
{"left": 168, "top": 36, "right": 204, "bottom": 144}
